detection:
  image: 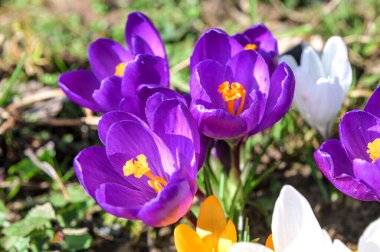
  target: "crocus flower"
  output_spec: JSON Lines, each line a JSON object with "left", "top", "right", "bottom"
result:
{"left": 74, "top": 92, "right": 201, "bottom": 227}
{"left": 189, "top": 29, "right": 295, "bottom": 139}
{"left": 280, "top": 36, "right": 352, "bottom": 138}
{"left": 174, "top": 195, "right": 237, "bottom": 252}
{"left": 233, "top": 24, "right": 279, "bottom": 74}
{"left": 314, "top": 86, "right": 380, "bottom": 202}
{"left": 59, "top": 12, "right": 169, "bottom": 113}
{"left": 357, "top": 216, "right": 380, "bottom": 251}
{"left": 230, "top": 185, "right": 344, "bottom": 252}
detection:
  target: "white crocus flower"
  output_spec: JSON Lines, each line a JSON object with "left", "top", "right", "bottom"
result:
{"left": 357, "top": 216, "right": 380, "bottom": 252}
{"left": 280, "top": 36, "right": 352, "bottom": 138}
{"left": 230, "top": 185, "right": 380, "bottom": 252}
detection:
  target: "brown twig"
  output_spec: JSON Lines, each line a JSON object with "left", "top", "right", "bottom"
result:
{"left": 170, "top": 58, "right": 190, "bottom": 75}
{"left": 6, "top": 89, "right": 64, "bottom": 112}
{"left": 24, "top": 148, "right": 70, "bottom": 200}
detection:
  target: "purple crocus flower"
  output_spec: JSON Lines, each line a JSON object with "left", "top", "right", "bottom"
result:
{"left": 58, "top": 12, "right": 169, "bottom": 113}
{"left": 314, "top": 86, "right": 380, "bottom": 201}
{"left": 189, "top": 29, "right": 295, "bottom": 140}
{"left": 74, "top": 92, "right": 201, "bottom": 226}
{"left": 233, "top": 24, "right": 279, "bottom": 74}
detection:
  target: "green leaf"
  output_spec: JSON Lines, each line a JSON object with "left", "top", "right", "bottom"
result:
{"left": 3, "top": 203, "right": 55, "bottom": 237}
{"left": 61, "top": 229, "right": 92, "bottom": 251}
{"left": 0, "top": 236, "right": 30, "bottom": 252}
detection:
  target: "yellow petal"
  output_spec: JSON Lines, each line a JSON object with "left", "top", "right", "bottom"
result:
{"left": 218, "top": 219, "right": 237, "bottom": 252}
{"left": 174, "top": 224, "right": 207, "bottom": 252}
{"left": 265, "top": 234, "right": 274, "bottom": 250}
{"left": 202, "top": 233, "right": 220, "bottom": 251}
{"left": 196, "top": 195, "right": 227, "bottom": 239}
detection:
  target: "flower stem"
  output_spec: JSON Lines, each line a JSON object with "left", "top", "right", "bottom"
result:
{"left": 184, "top": 210, "right": 197, "bottom": 228}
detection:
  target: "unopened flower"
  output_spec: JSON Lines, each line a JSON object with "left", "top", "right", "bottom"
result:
{"left": 59, "top": 12, "right": 169, "bottom": 112}
{"left": 189, "top": 29, "right": 294, "bottom": 140}
{"left": 74, "top": 93, "right": 201, "bottom": 226}
{"left": 314, "top": 86, "right": 380, "bottom": 202}
{"left": 174, "top": 195, "right": 237, "bottom": 252}
{"left": 230, "top": 185, "right": 343, "bottom": 252}
{"left": 281, "top": 36, "right": 352, "bottom": 138}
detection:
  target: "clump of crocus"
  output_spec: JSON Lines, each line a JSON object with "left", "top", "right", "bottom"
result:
{"left": 233, "top": 24, "right": 279, "bottom": 74}
{"left": 189, "top": 29, "right": 295, "bottom": 140}
{"left": 74, "top": 92, "right": 202, "bottom": 226}
{"left": 59, "top": 12, "right": 169, "bottom": 113}
{"left": 230, "top": 185, "right": 350, "bottom": 252}
{"left": 174, "top": 195, "right": 237, "bottom": 252}
{"left": 314, "top": 86, "right": 380, "bottom": 202}
{"left": 281, "top": 36, "right": 352, "bottom": 138}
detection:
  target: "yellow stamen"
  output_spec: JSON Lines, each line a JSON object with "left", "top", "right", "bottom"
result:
{"left": 123, "top": 154, "right": 167, "bottom": 193}
{"left": 115, "top": 62, "right": 127, "bottom": 77}
{"left": 244, "top": 43, "right": 258, "bottom": 50}
{"left": 367, "top": 138, "right": 380, "bottom": 162}
{"left": 217, "top": 81, "right": 246, "bottom": 115}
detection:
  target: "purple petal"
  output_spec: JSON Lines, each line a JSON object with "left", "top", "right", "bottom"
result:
{"left": 125, "top": 12, "right": 167, "bottom": 60}
{"left": 253, "top": 62, "right": 295, "bottom": 133}
{"left": 314, "top": 139, "right": 378, "bottom": 201}
{"left": 364, "top": 85, "right": 380, "bottom": 118}
{"left": 353, "top": 159, "right": 380, "bottom": 200}
{"left": 58, "top": 70, "right": 102, "bottom": 112}
{"left": 138, "top": 176, "right": 196, "bottom": 226}
{"left": 137, "top": 84, "right": 187, "bottom": 105}
{"left": 190, "top": 28, "right": 243, "bottom": 72}
{"left": 88, "top": 38, "right": 133, "bottom": 80}
{"left": 98, "top": 111, "right": 146, "bottom": 145}
{"left": 190, "top": 60, "right": 226, "bottom": 108}
{"left": 92, "top": 76, "right": 123, "bottom": 112}
{"left": 121, "top": 55, "right": 169, "bottom": 97}
{"left": 225, "top": 50, "right": 270, "bottom": 98}
{"left": 74, "top": 146, "right": 131, "bottom": 199}
{"left": 118, "top": 96, "right": 146, "bottom": 120}
{"left": 235, "top": 24, "right": 279, "bottom": 73}
{"left": 190, "top": 100, "right": 247, "bottom": 139}
{"left": 106, "top": 120, "right": 176, "bottom": 184}
{"left": 146, "top": 95, "right": 199, "bottom": 176}
{"left": 339, "top": 110, "right": 380, "bottom": 162}
{"left": 241, "top": 90, "right": 265, "bottom": 134}
{"left": 95, "top": 183, "right": 148, "bottom": 220}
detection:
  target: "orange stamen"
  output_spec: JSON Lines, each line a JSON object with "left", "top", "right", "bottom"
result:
{"left": 123, "top": 154, "right": 167, "bottom": 193}
{"left": 217, "top": 81, "right": 246, "bottom": 115}
{"left": 244, "top": 43, "right": 258, "bottom": 50}
{"left": 115, "top": 62, "right": 127, "bottom": 77}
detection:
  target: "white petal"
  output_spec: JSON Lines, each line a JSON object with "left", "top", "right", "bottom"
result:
{"left": 358, "top": 216, "right": 380, "bottom": 252}
{"left": 272, "top": 185, "right": 323, "bottom": 252}
{"left": 333, "top": 239, "right": 351, "bottom": 252}
{"left": 281, "top": 230, "right": 334, "bottom": 252}
{"left": 322, "top": 36, "right": 352, "bottom": 93}
{"left": 309, "top": 77, "right": 344, "bottom": 138}
{"left": 279, "top": 55, "right": 298, "bottom": 71}
{"left": 300, "top": 45, "right": 325, "bottom": 82}
{"left": 229, "top": 242, "right": 274, "bottom": 252}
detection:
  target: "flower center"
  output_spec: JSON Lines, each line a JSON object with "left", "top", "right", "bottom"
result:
{"left": 123, "top": 154, "right": 167, "bottom": 193}
{"left": 115, "top": 62, "right": 127, "bottom": 77}
{"left": 244, "top": 43, "right": 258, "bottom": 50}
{"left": 367, "top": 138, "right": 380, "bottom": 162}
{"left": 217, "top": 81, "right": 246, "bottom": 115}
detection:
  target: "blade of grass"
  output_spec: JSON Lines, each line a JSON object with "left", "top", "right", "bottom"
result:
{"left": 0, "top": 54, "right": 27, "bottom": 106}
